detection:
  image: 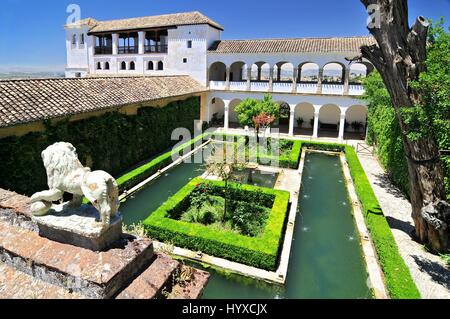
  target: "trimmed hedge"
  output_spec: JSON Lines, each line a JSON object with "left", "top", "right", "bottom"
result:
{"left": 117, "top": 133, "right": 206, "bottom": 192}
{"left": 210, "top": 133, "right": 302, "bottom": 169}
{"left": 344, "top": 146, "right": 420, "bottom": 299}
{"left": 143, "top": 177, "right": 290, "bottom": 271}
{"left": 300, "top": 141, "right": 420, "bottom": 299}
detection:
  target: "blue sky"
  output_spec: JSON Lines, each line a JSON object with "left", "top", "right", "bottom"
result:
{"left": 0, "top": 0, "right": 448, "bottom": 71}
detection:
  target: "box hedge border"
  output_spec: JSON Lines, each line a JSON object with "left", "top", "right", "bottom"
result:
{"left": 209, "top": 133, "right": 302, "bottom": 169}
{"left": 301, "top": 141, "right": 420, "bottom": 299}
{"left": 143, "top": 177, "right": 290, "bottom": 271}
{"left": 117, "top": 133, "right": 301, "bottom": 192}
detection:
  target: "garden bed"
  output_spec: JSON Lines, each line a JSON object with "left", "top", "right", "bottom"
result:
{"left": 143, "top": 177, "right": 290, "bottom": 271}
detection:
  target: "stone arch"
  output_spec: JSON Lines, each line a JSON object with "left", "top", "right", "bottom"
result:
{"left": 120, "top": 61, "right": 127, "bottom": 70}
{"left": 322, "top": 62, "right": 345, "bottom": 84}
{"left": 349, "top": 63, "right": 369, "bottom": 84}
{"left": 274, "top": 62, "right": 294, "bottom": 82}
{"left": 157, "top": 61, "right": 164, "bottom": 70}
{"left": 345, "top": 105, "right": 368, "bottom": 135}
{"left": 319, "top": 104, "right": 341, "bottom": 137}
{"left": 229, "top": 99, "right": 243, "bottom": 127}
{"left": 208, "top": 97, "right": 225, "bottom": 125}
{"left": 129, "top": 61, "right": 136, "bottom": 70}
{"left": 298, "top": 62, "right": 320, "bottom": 83}
{"left": 229, "top": 62, "right": 246, "bottom": 82}
{"left": 294, "top": 102, "right": 315, "bottom": 131}
{"left": 251, "top": 61, "right": 270, "bottom": 81}
{"left": 274, "top": 101, "right": 290, "bottom": 127}
{"left": 209, "top": 62, "right": 227, "bottom": 81}
{"left": 147, "top": 61, "right": 154, "bottom": 70}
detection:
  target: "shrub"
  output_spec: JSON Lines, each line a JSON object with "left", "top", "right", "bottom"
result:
{"left": 144, "top": 177, "right": 290, "bottom": 271}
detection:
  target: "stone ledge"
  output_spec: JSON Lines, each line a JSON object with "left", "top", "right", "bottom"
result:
{"left": 0, "top": 262, "right": 85, "bottom": 299}
{"left": 116, "top": 254, "right": 179, "bottom": 299}
{"left": 0, "top": 220, "right": 154, "bottom": 299}
{"left": 0, "top": 189, "right": 32, "bottom": 220}
{"left": 168, "top": 265, "right": 210, "bottom": 299}
{"left": 33, "top": 204, "right": 123, "bottom": 252}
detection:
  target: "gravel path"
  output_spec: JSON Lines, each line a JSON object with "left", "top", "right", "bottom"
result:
{"left": 356, "top": 148, "right": 450, "bottom": 299}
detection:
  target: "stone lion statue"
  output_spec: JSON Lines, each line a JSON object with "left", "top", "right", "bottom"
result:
{"left": 30, "top": 142, "right": 120, "bottom": 229}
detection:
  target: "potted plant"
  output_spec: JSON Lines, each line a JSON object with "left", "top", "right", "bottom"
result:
{"left": 351, "top": 121, "right": 363, "bottom": 132}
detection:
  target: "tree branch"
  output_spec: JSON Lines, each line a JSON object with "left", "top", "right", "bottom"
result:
{"left": 407, "top": 16, "right": 429, "bottom": 72}
{"left": 360, "top": 44, "right": 385, "bottom": 72}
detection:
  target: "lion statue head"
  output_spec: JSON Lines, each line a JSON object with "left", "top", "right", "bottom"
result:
{"left": 42, "top": 142, "right": 86, "bottom": 190}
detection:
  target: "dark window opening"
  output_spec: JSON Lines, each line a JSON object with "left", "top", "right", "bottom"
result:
{"left": 145, "top": 29, "right": 168, "bottom": 53}
{"left": 157, "top": 61, "right": 164, "bottom": 70}
{"left": 187, "top": 40, "right": 192, "bottom": 49}
{"left": 95, "top": 35, "right": 113, "bottom": 55}
{"left": 148, "top": 61, "right": 154, "bottom": 70}
{"left": 129, "top": 61, "right": 136, "bottom": 70}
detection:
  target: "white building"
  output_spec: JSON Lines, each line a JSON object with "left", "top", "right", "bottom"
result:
{"left": 65, "top": 11, "right": 375, "bottom": 140}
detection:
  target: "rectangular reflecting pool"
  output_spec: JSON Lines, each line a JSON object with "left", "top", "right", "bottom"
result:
{"left": 198, "top": 153, "right": 371, "bottom": 299}
{"left": 120, "top": 150, "right": 372, "bottom": 299}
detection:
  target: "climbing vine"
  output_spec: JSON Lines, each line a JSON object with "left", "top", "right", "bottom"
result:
{"left": 0, "top": 97, "right": 200, "bottom": 196}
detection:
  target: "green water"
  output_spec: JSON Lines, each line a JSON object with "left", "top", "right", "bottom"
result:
{"left": 121, "top": 151, "right": 371, "bottom": 299}
{"left": 200, "top": 153, "right": 371, "bottom": 299}
{"left": 121, "top": 146, "right": 278, "bottom": 225}
{"left": 120, "top": 157, "right": 205, "bottom": 225}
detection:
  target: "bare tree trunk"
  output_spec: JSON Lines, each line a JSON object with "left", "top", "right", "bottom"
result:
{"left": 356, "top": 0, "right": 450, "bottom": 252}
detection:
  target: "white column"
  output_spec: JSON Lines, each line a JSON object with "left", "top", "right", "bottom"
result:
{"left": 269, "top": 67, "right": 274, "bottom": 92}
{"left": 344, "top": 67, "right": 350, "bottom": 95}
{"left": 224, "top": 101, "right": 230, "bottom": 130}
{"left": 138, "top": 32, "right": 145, "bottom": 55}
{"left": 339, "top": 112, "right": 346, "bottom": 141}
{"left": 313, "top": 112, "right": 320, "bottom": 138}
{"left": 225, "top": 67, "right": 231, "bottom": 90}
{"left": 317, "top": 67, "right": 324, "bottom": 94}
{"left": 246, "top": 67, "right": 252, "bottom": 91}
{"left": 289, "top": 107, "right": 295, "bottom": 136}
{"left": 292, "top": 68, "right": 298, "bottom": 93}
{"left": 207, "top": 100, "right": 211, "bottom": 124}
{"left": 112, "top": 34, "right": 119, "bottom": 55}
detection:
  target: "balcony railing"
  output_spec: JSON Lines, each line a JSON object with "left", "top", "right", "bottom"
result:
{"left": 94, "top": 47, "right": 113, "bottom": 55}
{"left": 322, "top": 84, "right": 345, "bottom": 95}
{"left": 273, "top": 82, "right": 292, "bottom": 93}
{"left": 118, "top": 46, "right": 138, "bottom": 54}
{"left": 144, "top": 44, "right": 168, "bottom": 54}
{"left": 209, "top": 81, "right": 364, "bottom": 96}
{"left": 297, "top": 83, "right": 318, "bottom": 94}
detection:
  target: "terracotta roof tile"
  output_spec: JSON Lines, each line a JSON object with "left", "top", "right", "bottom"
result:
{"left": 208, "top": 36, "right": 376, "bottom": 54}
{"left": 82, "top": 11, "right": 224, "bottom": 33}
{"left": 0, "top": 76, "right": 206, "bottom": 128}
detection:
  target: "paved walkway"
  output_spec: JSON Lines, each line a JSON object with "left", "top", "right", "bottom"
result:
{"left": 356, "top": 147, "right": 450, "bottom": 299}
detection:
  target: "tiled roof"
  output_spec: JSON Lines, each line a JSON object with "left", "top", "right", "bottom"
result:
{"left": 208, "top": 36, "right": 376, "bottom": 54}
{"left": 83, "top": 11, "right": 224, "bottom": 33}
{"left": 0, "top": 76, "right": 206, "bottom": 128}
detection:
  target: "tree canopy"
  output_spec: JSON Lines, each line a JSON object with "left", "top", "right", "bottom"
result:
{"left": 234, "top": 94, "right": 280, "bottom": 129}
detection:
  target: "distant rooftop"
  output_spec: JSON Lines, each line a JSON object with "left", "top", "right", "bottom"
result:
{"left": 0, "top": 76, "right": 206, "bottom": 128}
{"left": 208, "top": 36, "right": 376, "bottom": 54}
{"left": 67, "top": 11, "right": 224, "bottom": 33}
